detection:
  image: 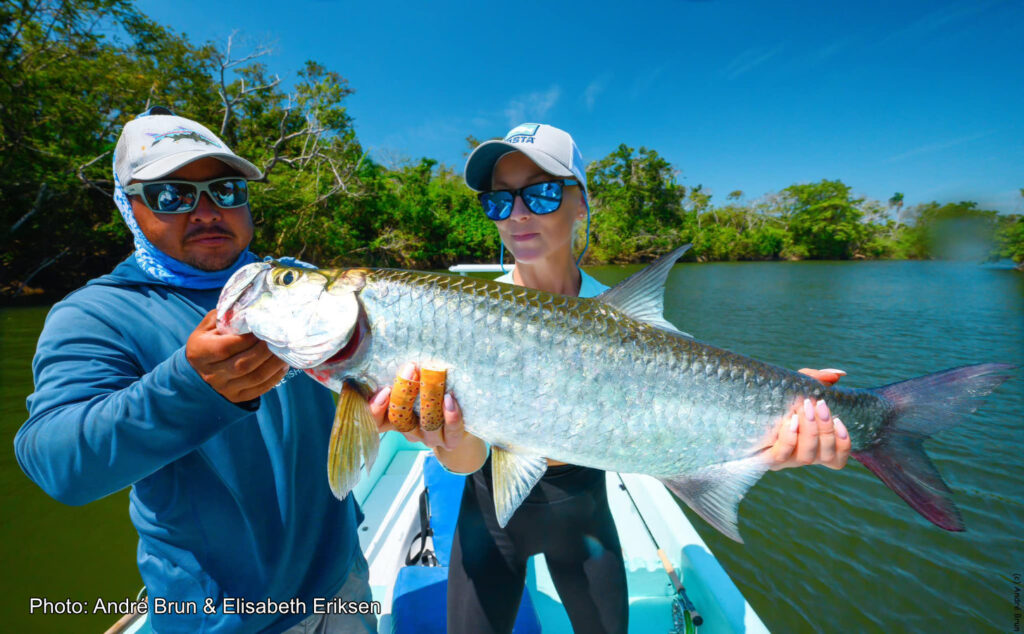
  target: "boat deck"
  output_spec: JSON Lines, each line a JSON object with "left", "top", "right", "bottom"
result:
{"left": 109, "top": 431, "right": 767, "bottom": 632}
{"left": 355, "top": 433, "right": 768, "bottom": 633}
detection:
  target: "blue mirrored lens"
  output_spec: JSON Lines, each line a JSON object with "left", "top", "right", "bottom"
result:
{"left": 479, "top": 181, "right": 566, "bottom": 220}
{"left": 480, "top": 191, "right": 514, "bottom": 220}
{"left": 143, "top": 183, "right": 197, "bottom": 213}
{"left": 521, "top": 182, "right": 563, "bottom": 214}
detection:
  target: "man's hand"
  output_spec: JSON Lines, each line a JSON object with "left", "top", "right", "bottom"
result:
{"left": 186, "top": 310, "right": 289, "bottom": 403}
{"left": 766, "top": 367, "right": 852, "bottom": 471}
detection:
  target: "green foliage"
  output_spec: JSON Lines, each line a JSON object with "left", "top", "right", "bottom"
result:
{"left": 1, "top": 0, "right": 219, "bottom": 292}
{"left": 902, "top": 201, "right": 999, "bottom": 261}
{"left": 888, "top": 192, "right": 905, "bottom": 224}
{"left": 994, "top": 215, "right": 1024, "bottom": 265}
{"left": 1, "top": 1, "right": 1019, "bottom": 297}
{"left": 586, "top": 144, "right": 691, "bottom": 262}
{"left": 0, "top": 1, "right": 489, "bottom": 295}
{"left": 780, "top": 180, "right": 867, "bottom": 259}
{"left": 358, "top": 159, "right": 496, "bottom": 268}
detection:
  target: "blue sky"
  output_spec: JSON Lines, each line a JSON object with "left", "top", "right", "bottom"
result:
{"left": 136, "top": 0, "right": 1023, "bottom": 213}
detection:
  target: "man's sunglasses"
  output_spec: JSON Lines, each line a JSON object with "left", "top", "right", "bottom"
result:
{"left": 478, "top": 179, "right": 580, "bottom": 221}
{"left": 123, "top": 178, "right": 249, "bottom": 214}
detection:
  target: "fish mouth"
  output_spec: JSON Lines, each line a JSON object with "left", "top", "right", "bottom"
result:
{"left": 217, "top": 262, "right": 272, "bottom": 333}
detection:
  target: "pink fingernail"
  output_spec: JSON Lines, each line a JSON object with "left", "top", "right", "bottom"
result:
{"left": 399, "top": 363, "right": 416, "bottom": 380}
{"left": 372, "top": 387, "right": 391, "bottom": 406}
{"left": 789, "top": 414, "right": 799, "bottom": 433}
{"left": 821, "top": 368, "right": 846, "bottom": 376}
{"left": 444, "top": 393, "right": 455, "bottom": 412}
{"left": 816, "top": 399, "right": 830, "bottom": 420}
{"left": 835, "top": 418, "right": 848, "bottom": 439}
{"left": 803, "top": 398, "right": 815, "bottom": 421}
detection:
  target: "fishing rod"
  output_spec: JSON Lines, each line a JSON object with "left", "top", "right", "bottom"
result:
{"left": 616, "top": 474, "right": 703, "bottom": 632}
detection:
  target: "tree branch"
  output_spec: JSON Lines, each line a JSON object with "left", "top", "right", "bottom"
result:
{"left": 0, "top": 0, "right": 47, "bottom": 62}
{"left": 77, "top": 149, "right": 113, "bottom": 196}
{"left": 8, "top": 182, "right": 49, "bottom": 234}
{"left": 214, "top": 32, "right": 278, "bottom": 136}
{"left": 17, "top": 247, "right": 69, "bottom": 295}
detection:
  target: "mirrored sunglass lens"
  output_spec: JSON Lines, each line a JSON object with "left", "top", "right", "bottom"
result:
{"left": 209, "top": 179, "right": 248, "bottom": 207}
{"left": 481, "top": 192, "right": 513, "bottom": 219}
{"left": 522, "top": 182, "right": 562, "bottom": 214}
{"left": 143, "top": 183, "right": 197, "bottom": 212}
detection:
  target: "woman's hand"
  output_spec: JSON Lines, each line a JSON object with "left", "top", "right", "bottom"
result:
{"left": 368, "top": 362, "right": 487, "bottom": 473}
{"left": 766, "top": 368, "right": 851, "bottom": 471}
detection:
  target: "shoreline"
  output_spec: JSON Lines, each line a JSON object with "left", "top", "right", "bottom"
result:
{"left": 3, "top": 257, "right": 1019, "bottom": 307}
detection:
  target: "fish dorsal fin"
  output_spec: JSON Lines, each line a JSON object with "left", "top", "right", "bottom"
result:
{"left": 659, "top": 454, "right": 771, "bottom": 543}
{"left": 327, "top": 381, "right": 381, "bottom": 500}
{"left": 491, "top": 446, "right": 547, "bottom": 527}
{"left": 596, "top": 244, "right": 692, "bottom": 337}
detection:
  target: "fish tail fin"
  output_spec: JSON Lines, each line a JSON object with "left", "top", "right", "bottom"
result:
{"left": 855, "top": 363, "right": 1015, "bottom": 531}
{"left": 327, "top": 381, "right": 380, "bottom": 500}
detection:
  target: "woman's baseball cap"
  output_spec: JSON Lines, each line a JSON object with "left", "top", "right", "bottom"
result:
{"left": 464, "top": 123, "right": 587, "bottom": 194}
{"left": 114, "top": 107, "right": 262, "bottom": 185}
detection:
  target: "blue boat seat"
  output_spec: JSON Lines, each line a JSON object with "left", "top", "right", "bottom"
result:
{"left": 421, "top": 454, "right": 465, "bottom": 566}
{"left": 390, "top": 456, "right": 541, "bottom": 634}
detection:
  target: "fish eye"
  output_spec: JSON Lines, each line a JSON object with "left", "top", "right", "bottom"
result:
{"left": 275, "top": 270, "right": 299, "bottom": 286}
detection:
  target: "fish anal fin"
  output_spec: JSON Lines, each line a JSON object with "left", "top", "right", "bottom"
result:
{"left": 659, "top": 455, "right": 770, "bottom": 543}
{"left": 491, "top": 446, "right": 547, "bottom": 527}
{"left": 327, "top": 380, "right": 381, "bottom": 500}
{"left": 595, "top": 244, "right": 692, "bottom": 337}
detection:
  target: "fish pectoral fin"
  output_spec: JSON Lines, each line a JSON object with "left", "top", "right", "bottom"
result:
{"left": 326, "top": 381, "right": 381, "bottom": 500}
{"left": 595, "top": 244, "right": 693, "bottom": 337}
{"left": 659, "top": 455, "right": 771, "bottom": 543}
{"left": 491, "top": 447, "right": 547, "bottom": 528}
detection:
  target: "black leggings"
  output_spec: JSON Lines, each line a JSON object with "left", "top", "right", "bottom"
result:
{"left": 447, "top": 457, "right": 628, "bottom": 634}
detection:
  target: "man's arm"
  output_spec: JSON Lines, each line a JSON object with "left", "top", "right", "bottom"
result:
{"left": 14, "top": 306, "right": 286, "bottom": 505}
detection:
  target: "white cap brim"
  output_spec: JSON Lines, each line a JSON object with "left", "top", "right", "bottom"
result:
{"left": 464, "top": 140, "right": 575, "bottom": 192}
{"left": 131, "top": 150, "right": 262, "bottom": 182}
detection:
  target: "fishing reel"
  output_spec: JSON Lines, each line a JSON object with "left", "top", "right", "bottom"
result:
{"left": 671, "top": 595, "right": 699, "bottom": 634}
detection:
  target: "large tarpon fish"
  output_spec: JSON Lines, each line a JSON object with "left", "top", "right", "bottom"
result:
{"left": 216, "top": 247, "right": 1013, "bottom": 542}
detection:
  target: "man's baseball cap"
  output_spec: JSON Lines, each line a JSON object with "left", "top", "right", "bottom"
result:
{"left": 464, "top": 123, "right": 587, "bottom": 194}
{"left": 114, "top": 107, "right": 262, "bottom": 185}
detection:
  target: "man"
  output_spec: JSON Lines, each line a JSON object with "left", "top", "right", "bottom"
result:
{"left": 15, "top": 108, "right": 375, "bottom": 633}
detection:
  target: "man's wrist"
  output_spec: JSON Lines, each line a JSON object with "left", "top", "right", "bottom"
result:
{"left": 172, "top": 348, "right": 261, "bottom": 413}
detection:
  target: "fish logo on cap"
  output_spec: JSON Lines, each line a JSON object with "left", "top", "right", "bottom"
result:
{"left": 147, "top": 127, "right": 220, "bottom": 148}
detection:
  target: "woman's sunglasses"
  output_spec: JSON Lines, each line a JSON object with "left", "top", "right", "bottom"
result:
{"left": 478, "top": 179, "right": 580, "bottom": 221}
{"left": 123, "top": 178, "right": 249, "bottom": 214}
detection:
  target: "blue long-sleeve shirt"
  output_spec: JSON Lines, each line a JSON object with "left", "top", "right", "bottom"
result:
{"left": 15, "top": 257, "right": 360, "bottom": 633}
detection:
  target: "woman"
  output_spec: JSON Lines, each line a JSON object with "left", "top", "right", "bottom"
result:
{"left": 374, "top": 123, "right": 850, "bottom": 634}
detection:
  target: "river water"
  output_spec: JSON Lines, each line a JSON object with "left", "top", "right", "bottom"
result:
{"left": 2, "top": 260, "right": 1022, "bottom": 632}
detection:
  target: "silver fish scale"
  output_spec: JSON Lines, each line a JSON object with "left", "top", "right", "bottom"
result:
{"left": 342, "top": 270, "right": 889, "bottom": 475}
